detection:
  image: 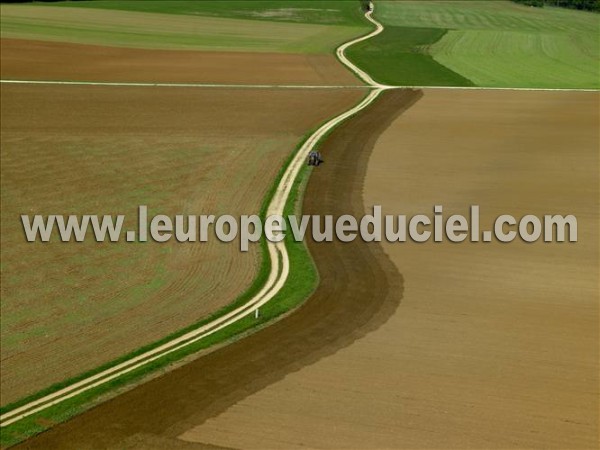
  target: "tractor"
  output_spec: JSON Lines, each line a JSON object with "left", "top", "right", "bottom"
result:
{"left": 307, "top": 151, "right": 323, "bottom": 167}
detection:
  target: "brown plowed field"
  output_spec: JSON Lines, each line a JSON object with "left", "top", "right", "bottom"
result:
{"left": 0, "top": 39, "right": 362, "bottom": 86}
{"left": 182, "top": 90, "right": 599, "bottom": 448}
{"left": 19, "top": 88, "right": 599, "bottom": 449}
{"left": 0, "top": 84, "right": 363, "bottom": 406}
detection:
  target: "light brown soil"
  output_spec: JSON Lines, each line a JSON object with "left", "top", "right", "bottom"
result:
{"left": 0, "top": 84, "right": 364, "bottom": 405}
{"left": 14, "top": 89, "right": 599, "bottom": 449}
{"left": 0, "top": 39, "right": 362, "bottom": 85}
{"left": 182, "top": 90, "right": 600, "bottom": 449}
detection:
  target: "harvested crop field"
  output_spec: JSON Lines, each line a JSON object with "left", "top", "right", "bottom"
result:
{"left": 21, "top": 87, "right": 598, "bottom": 449}
{"left": 0, "top": 84, "right": 364, "bottom": 406}
{"left": 0, "top": 39, "right": 362, "bottom": 86}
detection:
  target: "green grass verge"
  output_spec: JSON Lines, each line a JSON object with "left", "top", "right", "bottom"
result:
{"left": 366, "top": 0, "right": 599, "bottom": 89}
{"left": 46, "top": 0, "right": 369, "bottom": 27}
{"left": 0, "top": 89, "right": 372, "bottom": 447}
{"left": 345, "top": 25, "right": 474, "bottom": 86}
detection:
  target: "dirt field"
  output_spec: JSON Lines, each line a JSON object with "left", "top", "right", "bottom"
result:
{"left": 181, "top": 90, "right": 599, "bottom": 448}
{"left": 20, "top": 88, "right": 599, "bottom": 449}
{"left": 0, "top": 39, "right": 362, "bottom": 86}
{"left": 0, "top": 84, "right": 363, "bottom": 406}
{"left": 14, "top": 88, "right": 419, "bottom": 450}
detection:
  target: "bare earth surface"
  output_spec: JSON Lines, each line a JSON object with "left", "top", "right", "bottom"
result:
{"left": 180, "top": 90, "right": 599, "bottom": 448}
{"left": 0, "top": 39, "right": 362, "bottom": 86}
{"left": 0, "top": 84, "right": 363, "bottom": 405}
{"left": 8, "top": 87, "right": 598, "bottom": 447}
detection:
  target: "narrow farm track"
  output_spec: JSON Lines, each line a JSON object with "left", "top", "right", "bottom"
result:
{"left": 1, "top": 7, "right": 389, "bottom": 431}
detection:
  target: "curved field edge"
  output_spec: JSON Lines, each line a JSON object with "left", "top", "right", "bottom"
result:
{"left": 0, "top": 90, "right": 374, "bottom": 447}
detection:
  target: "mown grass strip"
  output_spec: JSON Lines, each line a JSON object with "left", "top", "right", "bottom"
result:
{"left": 430, "top": 28, "right": 600, "bottom": 89}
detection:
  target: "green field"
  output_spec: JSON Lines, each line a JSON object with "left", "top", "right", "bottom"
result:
{"left": 48, "top": 0, "right": 369, "bottom": 26}
{"left": 0, "top": 3, "right": 367, "bottom": 53}
{"left": 349, "top": 0, "right": 599, "bottom": 88}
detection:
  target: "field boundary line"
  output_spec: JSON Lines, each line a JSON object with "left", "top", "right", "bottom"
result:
{"left": 1, "top": 79, "right": 596, "bottom": 92}
{"left": 0, "top": 5, "right": 386, "bottom": 429}
{"left": 0, "top": 79, "right": 369, "bottom": 89}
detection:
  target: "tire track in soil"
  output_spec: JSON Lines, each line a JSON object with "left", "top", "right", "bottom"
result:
{"left": 18, "top": 88, "right": 423, "bottom": 449}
